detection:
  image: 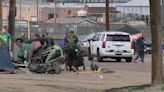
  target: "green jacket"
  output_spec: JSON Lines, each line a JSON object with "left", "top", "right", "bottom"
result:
{"left": 0, "top": 32, "right": 11, "bottom": 48}
{"left": 65, "top": 35, "right": 78, "bottom": 47}
{"left": 0, "top": 33, "right": 7, "bottom": 48}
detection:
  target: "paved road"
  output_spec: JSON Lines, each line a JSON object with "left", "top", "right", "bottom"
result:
{"left": 0, "top": 55, "right": 154, "bottom": 92}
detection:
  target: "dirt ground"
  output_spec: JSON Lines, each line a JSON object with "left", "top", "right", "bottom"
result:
{"left": 0, "top": 55, "right": 163, "bottom": 92}
{"left": 0, "top": 69, "right": 151, "bottom": 92}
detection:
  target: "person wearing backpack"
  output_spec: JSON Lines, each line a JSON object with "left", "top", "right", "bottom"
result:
{"left": 64, "top": 28, "right": 78, "bottom": 71}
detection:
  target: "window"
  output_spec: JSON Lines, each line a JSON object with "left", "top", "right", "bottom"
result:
{"left": 101, "top": 34, "right": 105, "bottom": 41}
{"left": 106, "top": 35, "right": 130, "bottom": 42}
{"left": 48, "top": 13, "right": 54, "bottom": 19}
{"left": 68, "top": 10, "right": 71, "bottom": 15}
{"left": 95, "top": 34, "right": 101, "bottom": 41}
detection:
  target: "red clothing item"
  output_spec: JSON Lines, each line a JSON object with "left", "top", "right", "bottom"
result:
{"left": 33, "top": 41, "right": 41, "bottom": 51}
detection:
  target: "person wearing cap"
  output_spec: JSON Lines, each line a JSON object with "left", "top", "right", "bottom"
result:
{"left": 64, "top": 28, "right": 78, "bottom": 71}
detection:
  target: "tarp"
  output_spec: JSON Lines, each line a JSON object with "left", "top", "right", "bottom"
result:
{"left": 0, "top": 48, "right": 14, "bottom": 72}
{"left": 117, "top": 26, "right": 145, "bottom": 41}
{"left": 56, "top": 39, "right": 65, "bottom": 48}
{"left": 0, "top": 38, "right": 14, "bottom": 72}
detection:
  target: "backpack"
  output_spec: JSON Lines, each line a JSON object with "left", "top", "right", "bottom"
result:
{"left": 66, "top": 35, "right": 78, "bottom": 47}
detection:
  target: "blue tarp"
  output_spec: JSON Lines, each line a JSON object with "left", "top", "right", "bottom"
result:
{"left": 56, "top": 39, "right": 65, "bottom": 48}
{"left": 0, "top": 48, "right": 14, "bottom": 72}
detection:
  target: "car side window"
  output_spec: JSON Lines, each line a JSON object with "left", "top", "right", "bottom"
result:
{"left": 101, "top": 34, "right": 105, "bottom": 41}
{"left": 96, "top": 34, "right": 101, "bottom": 41}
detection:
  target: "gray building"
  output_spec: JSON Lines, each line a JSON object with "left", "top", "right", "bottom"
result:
{"left": 116, "top": 0, "right": 150, "bottom": 15}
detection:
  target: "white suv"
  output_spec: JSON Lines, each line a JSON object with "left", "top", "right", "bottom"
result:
{"left": 88, "top": 31, "right": 134, "bottom": 62}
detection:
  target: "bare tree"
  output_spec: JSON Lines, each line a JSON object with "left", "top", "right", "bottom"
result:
{"left": 149, "top": 0, "right": 163, "bottom": 85}
{"left": 8, "top": 0, "right": 16, "bottom": 51}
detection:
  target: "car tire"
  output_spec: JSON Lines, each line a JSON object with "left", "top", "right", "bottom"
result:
{"left": 116, "top": 58, "right": 121, "bottom": 62}
{"left": 126, "top": 57, "right": 132, "bottom": 62}
{"left": 97, "top": 49, "right": 103, "bottom": 62}
{"left": 88, "top": 47, "right": 93, "bottom": 60}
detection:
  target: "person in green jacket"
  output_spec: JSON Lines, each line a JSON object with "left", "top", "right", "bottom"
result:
{"left": 1, "top": 26, "right": 11, "bottom": 50}
{"left": 64, "top": 28, "right": 78, "bottom": 71}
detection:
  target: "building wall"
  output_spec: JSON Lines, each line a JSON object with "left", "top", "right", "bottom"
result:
{"left": 3, "top": 5, "right": 38, "bottom": 21}
{"left": 40, "top": 7, "right": 81, "bottom": 21}
{"left": 2, "top": 5, "right": 83, "bottom": 22}
{"left": 2, "top": 5, "right": 117, "bottom": 23}
{"left": 117, "top": 6, "right": 150, "bottom": 15}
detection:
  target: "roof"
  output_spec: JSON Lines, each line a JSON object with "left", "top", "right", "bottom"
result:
{"left": 97, "top": 31, "right": 130, "bottom": 35}
{"left": 87, "top": 7, "right": 118, "bottom": 14}
{"left": 117, "top": 0, "right": 149, "bottom": 7}
{"left": 46, "top": 18, "right": 96, "bottom": 24}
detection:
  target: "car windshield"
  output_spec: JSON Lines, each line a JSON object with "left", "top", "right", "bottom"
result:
{"left": 78, "top": 35, "right": 88, "bottom": 42}
{"left": 78, "top": 33, "right": 96, "bottom": 42}
{"left": 106, "top": 35, "right": 130, "bottom": 42}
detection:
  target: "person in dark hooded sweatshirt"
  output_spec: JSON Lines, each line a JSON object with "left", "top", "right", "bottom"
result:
{"left": 134, "top": 36, "right": 145, "bottom": 63}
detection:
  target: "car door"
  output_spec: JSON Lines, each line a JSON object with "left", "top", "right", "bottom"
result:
{"left": 91, "top": 33, "right": 101, "bottom": 55}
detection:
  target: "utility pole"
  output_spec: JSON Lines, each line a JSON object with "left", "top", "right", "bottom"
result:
{"left": 0, "top": 0, "right": 2, "bottom": 30}
{"left": 149, "top": 0, "right": 163, "bottom": 85}
{"left": 106, "top": 0, "right": 109, "bottom": 31}
{"left": 8, "top": 0, "right": 16, "bottom": 52}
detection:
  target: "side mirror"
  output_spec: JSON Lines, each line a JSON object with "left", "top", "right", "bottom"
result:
{"left": 91, "top": 38, "right": 96, "bottom": 41}
{"left": 88, "top": 38, "right": 95, "bottom": 41}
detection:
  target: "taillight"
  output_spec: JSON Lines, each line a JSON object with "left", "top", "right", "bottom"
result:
{"left": 102, "top": 41, "right": 106, "bottom": 48}
{"left": 131, "top": 42, "right": 135, "bottom": 49}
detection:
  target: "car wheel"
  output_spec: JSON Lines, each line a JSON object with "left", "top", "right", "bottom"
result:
{"left": 88, "top": 47, "right": 93, "bottom": 60}
{"left": 83, "top": 66, "right": 85, "bottom": 70}
{"left": 126, "top": 57, "right": 132, "bottom": 62}
{"left": 116, "top": 58, "right": 121, "bottom": 62}
{"left": 97, "top": 49, "right": 103, "bottom": 62}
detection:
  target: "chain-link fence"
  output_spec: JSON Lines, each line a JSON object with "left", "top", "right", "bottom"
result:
{"left": 14, "top": 21, "right": 151, "bottom": 40}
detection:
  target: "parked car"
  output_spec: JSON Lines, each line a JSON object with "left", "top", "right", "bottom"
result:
{"left": 143, "top": 40, "right": 152, "bottom": 54}
{"left": 78, "top": 33, "right": 96, "bottom": 56}
{"left": 88, "top": 31, "right": 134, "bottom": 62}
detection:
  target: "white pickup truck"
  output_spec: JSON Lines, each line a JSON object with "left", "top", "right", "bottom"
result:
{"left": 88, "top": 31, "right": 134, "bottom": 62}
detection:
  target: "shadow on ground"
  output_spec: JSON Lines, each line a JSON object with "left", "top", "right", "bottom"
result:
{"left": 104, "top": 84, "right": 151, "bottom": 92}
{"left": 93, "top": 59, "right": 132, "bottom": 63}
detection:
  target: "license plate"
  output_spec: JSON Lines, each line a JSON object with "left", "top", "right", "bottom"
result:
{"left": 115, "top": 53, "right": 122, "bottom": 55}
{"left": 75, "top": 49, "right": 78, "bottom": 52}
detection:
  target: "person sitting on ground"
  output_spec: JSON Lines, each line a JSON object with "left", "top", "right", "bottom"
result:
{"left": 16, "top": 41, "right": 26, "bottom": 64}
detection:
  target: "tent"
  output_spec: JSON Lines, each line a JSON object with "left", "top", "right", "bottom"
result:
{"left": 0, "top": 38, "right": 14, "bottom": 72}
